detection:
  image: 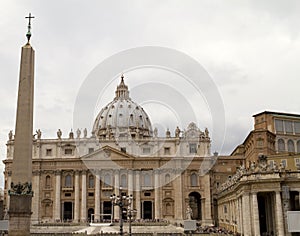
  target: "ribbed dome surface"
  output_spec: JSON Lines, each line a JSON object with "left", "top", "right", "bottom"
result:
{"left": 92, "top": 75, "right": 153, "bottom": 139}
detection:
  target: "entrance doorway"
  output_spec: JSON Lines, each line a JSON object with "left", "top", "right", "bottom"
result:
{"left": 103, "top": 201, "right": 112, "bottom": 220}
{"left": 63, "top": 202, "right": 73, "bottom": 221}
{"left": 258, "top": 192, "right": 275, "bottom": 235}
{"left": 189, "top": 192, "right": 202, "bottom": 220}
{"left": 88, "top": 208, "right": 94, "bottom": 222}
{"left": 143, "top": 201, "right": 152, "bottom": 219}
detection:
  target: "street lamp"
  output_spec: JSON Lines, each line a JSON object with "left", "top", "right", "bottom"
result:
{"left": 110, "top": 192, "right": 133, "bottom": 236}
{"left": 127, "top": 206, "right": 137, "bottom": 236}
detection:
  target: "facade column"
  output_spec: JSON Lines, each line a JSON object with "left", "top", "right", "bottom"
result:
{"left": 174, "top": 170, "right": 183, "bottom": 220}
{"left": 154, "top": 170, "right": 160, "bottom": 220}
{"left": 242, "top": 193, "right": 251, "bottom": 236}
{"left": 54, "top": 170, "right": 61, "bottom": 222}
{"left": 235, "top": 199, "right": 240, "bottom": 234}
{"left": 275, "top": 191, "right": 285, "bottom": 236}
{"left": 74, "top": 170, "right": 80, "bottom": 222}
{"left": 95, "top": 171, "right": 100, "bottom": 222}
{"left": 252, "top": 192, "right": 260, "bottom": 236}
{"left": 31, "top": 170, "right": 40, "bottom": 223}
{"left": 114, "top": 170, "right": 120, "bottom": 220}
{"left": 135, "top": 170, "right": 141, "bottom": 220}
{"left": 80, "top": 170, "right": 87, "bottom": 222}
{"left": 203, "top": 174, "right": 212, "bottom": 225}
{"left": 128, "top": 170, "right": 133, "bottom": 197}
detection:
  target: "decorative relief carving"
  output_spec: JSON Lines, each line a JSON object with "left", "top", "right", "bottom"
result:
{"left": 8, "top": 182, "right": 33, "bottom": 196}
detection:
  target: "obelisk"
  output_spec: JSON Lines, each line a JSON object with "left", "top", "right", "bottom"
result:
{"left": 8, "top": 13, "right": 35, "bottom": 236}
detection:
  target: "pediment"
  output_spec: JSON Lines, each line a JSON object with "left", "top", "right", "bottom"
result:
{"left": 80, "top": 145, "right": 135, "bottom": 169}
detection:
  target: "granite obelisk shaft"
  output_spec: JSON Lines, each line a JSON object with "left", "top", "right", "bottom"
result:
{"left": 8, "top": 42, "right": 35, "bottom": 236}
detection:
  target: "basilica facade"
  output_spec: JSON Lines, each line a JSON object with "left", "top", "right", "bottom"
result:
{"left": 3, "top": 76, "right": 214, "bottom": 225}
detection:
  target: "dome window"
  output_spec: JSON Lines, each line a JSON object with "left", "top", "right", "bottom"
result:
{"left": 119, "top": 114, "right": 123, "bottom": 117}
{"left": 136, "top": 106, "right": 139, "bottom": 110}
{"left": 120, "top": 104, "right": 123, "bottom": 108}
{"left": 109, "top": 114, "right": 112, "bottom": 118}
{"left": 111, "top": 105, "right": 115, "bottom": 109}
{"left": 128, "top": 105, "right": 131, "bottom": 108}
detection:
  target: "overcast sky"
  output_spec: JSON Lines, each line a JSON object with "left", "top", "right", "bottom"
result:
{"left": 1, "top": 0, "right": 300, "bottom": 186}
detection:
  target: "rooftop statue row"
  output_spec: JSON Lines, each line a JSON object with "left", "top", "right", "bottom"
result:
{"left": 218, "top": 154, "right": 300, "bottom": 193}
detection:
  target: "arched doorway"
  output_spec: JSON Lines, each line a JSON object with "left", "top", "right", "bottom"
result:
{"left": 188, "top": 192, "right": 202, "bottom": 220}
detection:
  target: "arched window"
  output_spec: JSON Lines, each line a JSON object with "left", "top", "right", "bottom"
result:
{"left": 297, "top": 140, "right": 300, "bottom": 153}
{"left": 45, "top": 175, "right": 51, "bottom": 188}
{"left": 190, "top": 173, "right": 198, "bottom": 186}
{"left": 278, "top": 139, "right": 285, "bottom": 152}
{"left": 89, "top": 175, "right": 94, "bottom": 188}
{"left": 104, "top": 173, "right": 111, "bottom": 186}
{"left": 120, "top": 174, "right": 127, "bottom": 187}
{"left": 288, "top": 140, "right": 295, "bottom": 152}
{"left": 165, "top": 174, "right": 171, "bottom": 185}
{"left": 144, "top": 173, "right": 151, "bottom": 186}
{"left": 65, "top": 174, "right": 72, "bottom": 187}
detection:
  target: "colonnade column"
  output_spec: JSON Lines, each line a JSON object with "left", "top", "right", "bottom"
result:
{"left": 154, "top": 170, "right": 160, "bottom": 220}
{"left": 80, "top": 170, "right": 87, "bottom": 222}
{"left": 238, "top": 197, "right": 243, "bottom": 235}
{"left": 242, "top": 193, "right": 251, "bottom": 236}
{"left": 275, "top": 191, "right": 285, "bottom": 236}
{"left": 252, "top": 192, "right": 260, "bottom": 236}
{"left": 114, "top": 170, "right": 120, "bottom": 220}
{"left": 135, "top": 170, "right": 141, "bottom": 220}
{"left": 6, "top": 171, "right": 12, "bottom": 211}
{"left": 235, "top": 198, "right": 240, "bottom": 234}
{"left": 54, "top": 170, "right": 61, "bottom": 222}
{"left": 204, "top": 174, "right": 212, "bottom": 224}
{"left": 74, "top": 170, "right": 80, "bottom": 222}
{"left": 95, "top": 171, "right": 100, "bottom": 222}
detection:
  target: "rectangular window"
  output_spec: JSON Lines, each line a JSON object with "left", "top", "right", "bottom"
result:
{"left": 281, "top": 159, "right": 287, "bottom": 168}
{"left": 295, "top": 158, "right": 300, "bottom": 167}
{"left": 46, "top": 149, "right": 52, "bottom": 156}
{"left": 269, "top": 160, "right": 274, "bottom": 168}
{"left": 143, "top": 147, "right": 150, "bottom": 154}
{"left": 65, "top": 193, "right": 71, "bottom": 197}
{"left": 164, "top": 147, "right": 170, "bottom": 155}
{"left": 64, "top": 148, "right": 73, "bottom": 155}
{"left": 88, "top": 192, "right": 94, "bottom": 197}
{"left": 285, "top": 120, "right": 293, "bottom": 134}
{"left": 295, "top": 122, "right": 300, "bottom": 134}
{"left": 275, "top": 119, "right": 284, "bottom": 133}
{"left": 88, "top": 148, "right": 94, "bottom": 154}
{"left": 189, "top": 144, "right": 197, "bottom": 154}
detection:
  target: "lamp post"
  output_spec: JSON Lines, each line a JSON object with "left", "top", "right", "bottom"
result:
{"left": 127, "top": 206, "right": 137, "bottom": 236}
{"left": 110, "top": 192, "right": 133, "bottom": 236}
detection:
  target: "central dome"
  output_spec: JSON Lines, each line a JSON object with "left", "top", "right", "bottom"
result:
{"left": 92, "top": 75, "right": 153, "bottom": 139}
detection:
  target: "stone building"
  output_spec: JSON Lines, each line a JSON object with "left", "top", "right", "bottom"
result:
{"left": 217, "top": 111, "right": 300, "bottom": 236}
{"left": 3, "top": 76, "right": 214, "bottom": 225}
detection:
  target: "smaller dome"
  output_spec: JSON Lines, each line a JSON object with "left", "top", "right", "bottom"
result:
{"left": 92, "top": 75, "right": 153, "bottom": 139}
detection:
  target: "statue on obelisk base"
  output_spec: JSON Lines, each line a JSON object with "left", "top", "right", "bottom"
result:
{"left": 8, "top": 13, "right": 35, "bottom": 236}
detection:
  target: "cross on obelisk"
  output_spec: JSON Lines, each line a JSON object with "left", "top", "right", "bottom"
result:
{"left": 8, "top": 13, "right": 35, "bottom": 236}
{"left": 25, "top": 13, "right": 35, "bottom": 42}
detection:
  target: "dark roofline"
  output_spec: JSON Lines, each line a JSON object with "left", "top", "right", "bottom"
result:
{"left": 253, "top": 110, "right": 300, "bottom": 118}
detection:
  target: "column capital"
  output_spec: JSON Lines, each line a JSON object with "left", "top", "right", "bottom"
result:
{"left": 55, "top": 170, "right": 62, "bottom": 175}
{"left": 75, "top": 170, "right": 81, "bottom": 175}
{"left": 32, "top": 170, "right": 41, "bottom": 176}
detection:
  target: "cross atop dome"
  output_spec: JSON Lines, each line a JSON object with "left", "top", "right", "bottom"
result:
{"left": 115, "top": 74, "right": 130, "bottom": 100}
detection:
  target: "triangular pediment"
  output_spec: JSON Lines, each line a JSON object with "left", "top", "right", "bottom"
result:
{"left": 81, "top": 145, "right": 135, "bottom": 169}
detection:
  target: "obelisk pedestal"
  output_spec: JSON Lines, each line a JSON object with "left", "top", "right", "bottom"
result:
{"left": 8, "top": 36, "right": 35, "bottom": 235}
